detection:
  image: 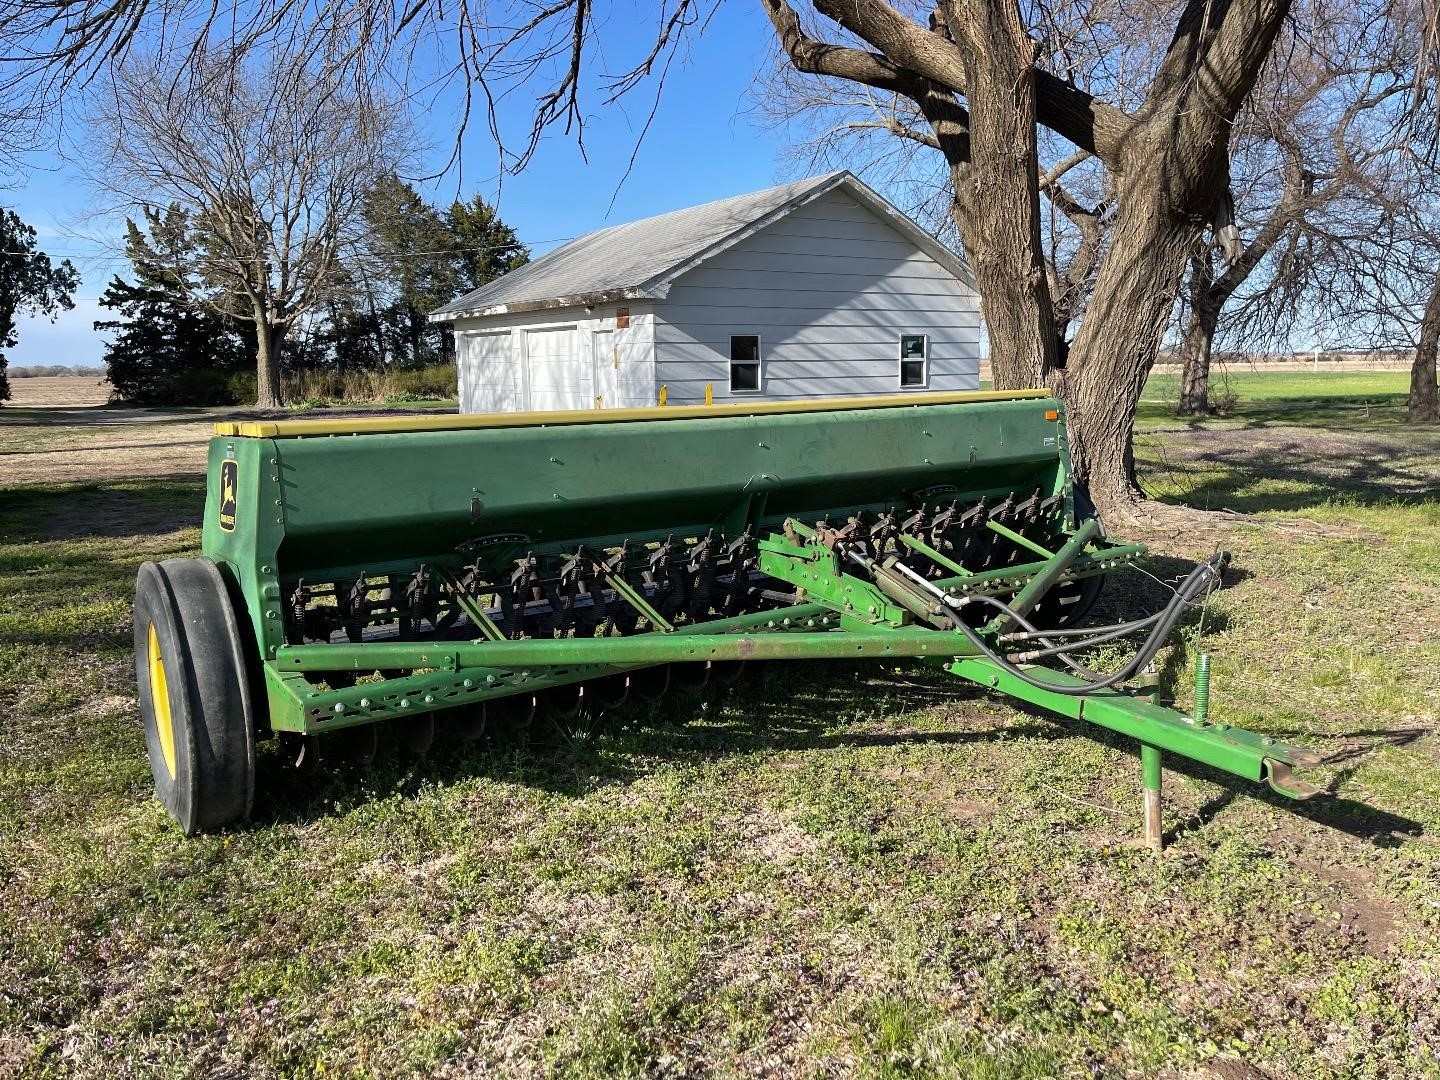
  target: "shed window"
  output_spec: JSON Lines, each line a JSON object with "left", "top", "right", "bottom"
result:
{"left": 730, "top": 335, "right": 762, "bottom": 393}
{"left": 899, "top": 334, "right": 928, "bottom": 388}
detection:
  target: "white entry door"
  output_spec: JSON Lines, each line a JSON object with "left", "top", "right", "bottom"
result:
{"left": 458, "top": 331, "right": 521, "bottom": 413}
{"left": 525, "top": 326, "right": 588, "bottom": 411}
{"left": 592, "top": 329, "right": 617, "bottom": 409}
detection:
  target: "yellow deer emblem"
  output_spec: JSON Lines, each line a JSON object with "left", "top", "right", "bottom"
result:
{"left": 218, "top": 460, "right": 239, "bottom": 531}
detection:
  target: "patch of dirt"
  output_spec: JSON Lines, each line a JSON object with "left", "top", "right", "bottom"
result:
{"left": 732, "top": 808, "right": 820, "bottom": 868}
{"left": 1, "top": 403, "right": 460, "bottom": 487}
{"left": 1293, "top": 856, "right": 1403, "bottom": 958}
{"left": 1163, "top": 428, "right": 1440, "bottom": 504}
{"left": 1, "top": 425, "right": 213, "bottom": 486}
{"left": 1205, "top": 1057, "right": 1270, "bottom": 1080}
{"left": 84, "top": 694, "right": 137, "bottom": 716}
{"left": 880, "top": 763, "right": 997, "bottom": 823}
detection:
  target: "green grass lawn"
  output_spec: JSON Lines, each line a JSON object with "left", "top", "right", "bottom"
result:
{"left": 2, "top": 385, "right": 1439, "bottom": 1078}
{"left": 1139, "top": 369, "right": 1412, "bottom": 429}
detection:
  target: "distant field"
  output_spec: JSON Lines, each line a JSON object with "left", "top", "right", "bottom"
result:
{"left": 1143, "top": 368, "right": 1410, "bottom": 404}
{"left": 6, "top": 374, "right": 113, "bottom": 408}
{"left": 1137, "top": 369, "right": 1414, "bottom": 430}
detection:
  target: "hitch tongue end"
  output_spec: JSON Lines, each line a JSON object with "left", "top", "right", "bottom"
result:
{"left": 1264, "top": 758, "right": 1324, "bottom": 801}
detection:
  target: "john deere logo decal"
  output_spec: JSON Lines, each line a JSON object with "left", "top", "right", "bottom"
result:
{"left": 218, "top": 460, "right": 238, "bottom": 532}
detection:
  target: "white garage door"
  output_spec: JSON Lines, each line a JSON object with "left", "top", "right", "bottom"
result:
{"left": 525, "top": 326, "right": 591, "bottom": 411}
{"left": 458, "top": 331, "right": 522, "bottom": 414}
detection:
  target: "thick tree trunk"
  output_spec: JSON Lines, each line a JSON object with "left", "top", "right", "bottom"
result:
{"left": 368, "top": 294, "right": 387, "bottom": 369}
{"left": 1177, "top": 256, "right": 1220, "bottom": 416}
{"left": 948, "top": 0, "right": 1056, "bottom": 390}
{"left": 1409, "top": 271, "right": 1440, "bottom": 424}
{"left": 1061, "top": 136, "right": 1216, "bottom": 521}
{"left": 254, "top": 321, "right": 285, "bottom": 409}
{"left": 762, "top": 0, "right": 1291, "bottom": 522}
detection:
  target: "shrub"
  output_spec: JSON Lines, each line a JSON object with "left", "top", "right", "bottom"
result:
{"left": 387, "top": 364, "right": 457, "bottom": 399}
{"left": 272, "top": 365, "right": 456, "bottom": 407}
{"left": 227, "top": 372, "right": 258, "bottom": 405}
{"left": 9, "top": 364, "right": 106, "bottom": 378}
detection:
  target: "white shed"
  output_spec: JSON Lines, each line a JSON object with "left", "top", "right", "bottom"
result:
{"left": 430, "top": 172, "right": 982, "bottom": 413}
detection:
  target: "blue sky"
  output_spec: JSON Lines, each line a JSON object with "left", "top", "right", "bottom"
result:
{"left": 4, "top": 5, "right": 795, "bottom": 367}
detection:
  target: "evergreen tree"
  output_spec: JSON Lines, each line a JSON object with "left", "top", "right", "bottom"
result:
{"left": 336, "top": 177, "right": 529, "bottom": 369}
{"left": 448, "top": 194, "right": 528, "bottom": 294}
{"left": 359, "top": 175, "right": 459, "bottom": 368}
{"left": 0, "top": 209, "right": 80, "bottom": 403}
{"left": 97, "top": 210, "right": 255, "bottom": 405}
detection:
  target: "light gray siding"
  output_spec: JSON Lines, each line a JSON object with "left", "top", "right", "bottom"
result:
{"left": 654, "top": 189, "right": 981, "bottom": 403}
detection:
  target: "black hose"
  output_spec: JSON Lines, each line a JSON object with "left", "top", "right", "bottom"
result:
{"left": 954, "top": 593, "right": 1106, "bottom": 679}
{"left": 943, "top": 552, "right": 1226, "bottom": 696}
{"left": 1002, "top": 616, "right": 1170, "bottom": 663}
{"left": 1001, "top": 612, "right": 1163, "bottom": 641}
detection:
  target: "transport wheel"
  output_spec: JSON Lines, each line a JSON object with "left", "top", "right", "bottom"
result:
{"left": 134, "top": 558, "right": 257, "bottom": 835}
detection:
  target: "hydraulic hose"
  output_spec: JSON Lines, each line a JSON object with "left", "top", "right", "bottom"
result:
{"left": 940, "top": 552, "right": 1228, "bottom": 696}
{"left": 1001, "top": 612, "right": 1164, "bottom": 641}
{"left": 1004, "top": 615, "right": 1174, "bottom": 662}
{"left": 954, "top": 592, "right": 1107, "bottom": 679}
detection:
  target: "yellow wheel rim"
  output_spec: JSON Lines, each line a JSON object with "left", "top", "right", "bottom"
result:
{"left": 147, "top": 623, "right": 177, "bottom": 780}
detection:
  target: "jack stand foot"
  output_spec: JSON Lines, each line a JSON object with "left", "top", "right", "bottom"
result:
{"left": 1141, "top": 743, "right": 1163, "bottom": 853}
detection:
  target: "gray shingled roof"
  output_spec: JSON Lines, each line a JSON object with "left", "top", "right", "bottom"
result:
{"left": 430, "top": 172, "right": 973, "bottom": 321}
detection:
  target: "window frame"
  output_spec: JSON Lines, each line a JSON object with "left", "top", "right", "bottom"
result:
{"left": 729, "top": 334, "right": 763, "bottom": 394}
{"left": 898, "top": 333, "right": 929, "bottom": 389}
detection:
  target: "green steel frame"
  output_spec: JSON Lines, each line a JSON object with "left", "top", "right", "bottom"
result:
{"left": 198, "top": 390, "right": 1326, "bottom": 850}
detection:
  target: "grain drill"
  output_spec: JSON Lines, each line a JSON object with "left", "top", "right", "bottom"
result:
{"left": 132, "top": 391, "right": 1325, "bottom": 846}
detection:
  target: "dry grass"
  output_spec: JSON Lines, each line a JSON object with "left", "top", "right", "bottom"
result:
{"left": 6, "top": 374, "right": 113, "bottom": 407}
{"left": 0, "top": 402, "right": 458, "bottom": 489}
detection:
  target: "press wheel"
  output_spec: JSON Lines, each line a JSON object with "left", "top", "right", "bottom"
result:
{"left": 134, "top": 558, "right": 257, "bottom": 834}
{"left": 1027, "top": 573, "right": 1105, "bottom": 630}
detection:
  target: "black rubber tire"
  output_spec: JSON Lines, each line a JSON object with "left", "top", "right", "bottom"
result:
{"left": 134, "top": 558, "right": 256, "bottom": 835}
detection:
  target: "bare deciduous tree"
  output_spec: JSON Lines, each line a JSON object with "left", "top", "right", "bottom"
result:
{"left": 751, "top": 0, "right": 1300, "bottom": 520}
{"left": 1173, "top": 3, "right": 1417, "bottom": 415}
{"left": 1411, "top": 270, "right": 1440, "bottom": 421}
{"left": 84, "top": 49, "right": 410, "bottom": 407}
